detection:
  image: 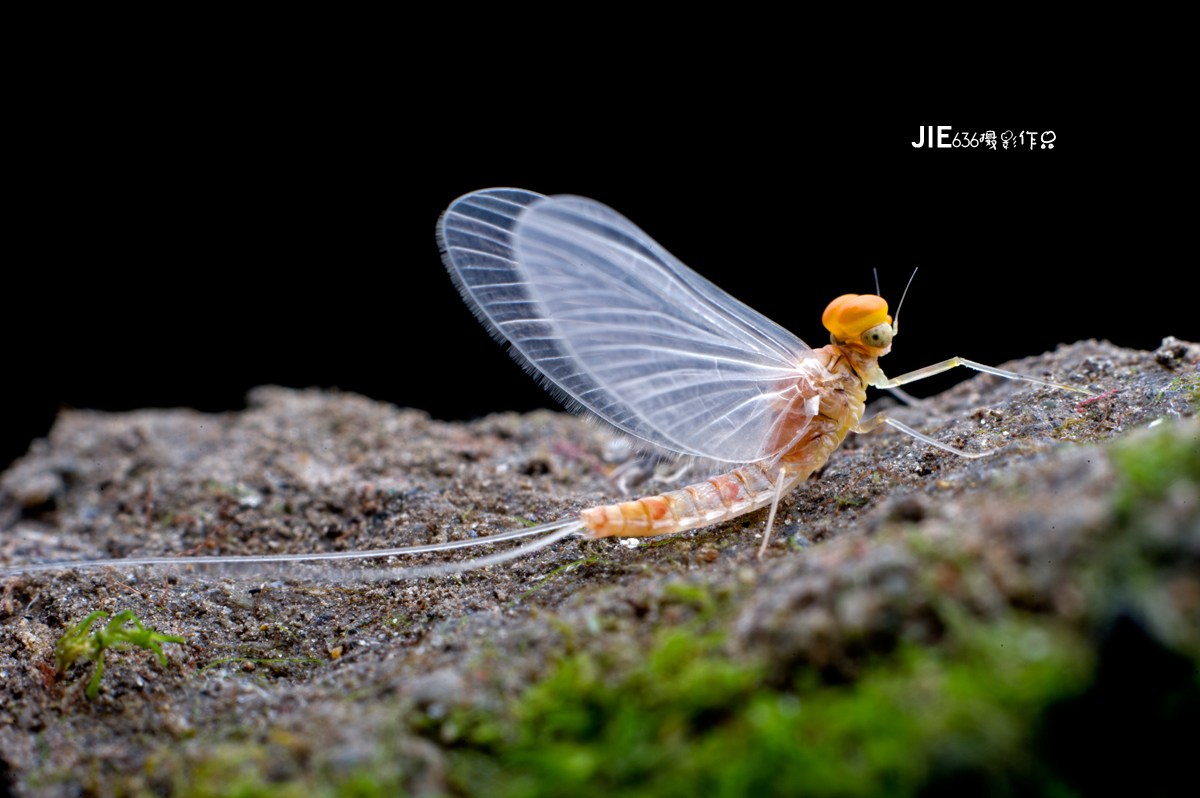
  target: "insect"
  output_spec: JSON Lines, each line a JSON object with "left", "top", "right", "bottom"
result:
{"left": 0, "top": 189, "right": 1090, "bottom": 581}
{"left": 438, "top": 188, "right": 1090, "bottom": 558}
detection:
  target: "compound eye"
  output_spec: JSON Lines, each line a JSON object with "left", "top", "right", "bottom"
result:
{"left": 861, "top": 323, "right": 892, "bottom": 349}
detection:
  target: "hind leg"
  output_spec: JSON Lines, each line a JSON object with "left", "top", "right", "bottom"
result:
{"left": 755, "top": 467, "right": 790, "bottom": 559}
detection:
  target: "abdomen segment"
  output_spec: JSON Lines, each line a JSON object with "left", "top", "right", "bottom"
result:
{"left": 581, "top": 464, "right": 780, "bottom": 538}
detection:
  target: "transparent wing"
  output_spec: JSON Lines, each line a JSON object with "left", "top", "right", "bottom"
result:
{"left": 437, "top": 188, "right": 815, "bottom": 463}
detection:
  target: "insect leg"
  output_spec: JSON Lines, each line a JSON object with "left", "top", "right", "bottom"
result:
{"left": 755, "top": 466, "right": 790, "bottom": 559}
{"left": 886, "top": 386, "right": 929, "bottom": 407}
{"left": 855, "top": 414, "right": 992, "bottom": 459}
{"left": 876, "top": 357, "right": 1092, "bottom": 396}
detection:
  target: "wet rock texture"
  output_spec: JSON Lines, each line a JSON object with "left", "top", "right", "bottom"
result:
{"left": 1, "top": 337, "right": 1197, "bottom": 795}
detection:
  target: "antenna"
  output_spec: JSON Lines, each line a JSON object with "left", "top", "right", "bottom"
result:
{"left": 873, "top": 268, "right": 881, "bottom": 297}
{"left": 892, "top": 268, "right": 918, "bottom": 335}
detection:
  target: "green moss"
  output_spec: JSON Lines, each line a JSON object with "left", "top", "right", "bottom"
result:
{"left": 446, "top": 618, "right": 1089, "bottom": 797}
{"left": 146, "top": 742, "right": 411, "bottom": 798}
{"left": 1110, "top": 419, "right": 1200, "bottom": 511}
{"left": 1091, "top": 419, "right": 1200, "bottom": 663}
{"left": 1154, "top": 370, "right": 1200, "bottom": 408}
{"left": 660, "top": 582, "right": 716, "bottom": 615}
{"left": 195, "top": 657, "right": 321, "bottom": 674}
{"left": 56, "top": 609, "right": 186, "bottom": 700}
{"left": 510, "top": 556, "right": 602, "bottom": 606}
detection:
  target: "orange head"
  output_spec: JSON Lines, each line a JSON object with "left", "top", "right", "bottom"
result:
{"left": 822, "top": 294, "right": 894, "bottom": 350}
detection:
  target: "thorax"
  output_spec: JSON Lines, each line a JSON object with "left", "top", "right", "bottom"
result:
{"left": 807, "top": 344, "right": 876, "bottom": 404}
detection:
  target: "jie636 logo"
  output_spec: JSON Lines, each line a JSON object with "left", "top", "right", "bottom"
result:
{"left": 913, "top": 127, "right": 1056, "bottom": 151}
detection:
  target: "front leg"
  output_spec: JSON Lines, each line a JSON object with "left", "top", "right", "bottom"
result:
{"left": 857, "top": 354, "right": 1090, "bottom": 459}
{"left": 874, "top": 357, "right": 1092, "bottom": 396}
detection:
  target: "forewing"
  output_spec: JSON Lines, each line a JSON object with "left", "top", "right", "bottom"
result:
{"left": 438, "top": 188, "right": 814, "bottom": 463}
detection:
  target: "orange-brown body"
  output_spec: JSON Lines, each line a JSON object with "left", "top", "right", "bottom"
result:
{"left": 582, "top": 342, "right": 878, "bottom": 538}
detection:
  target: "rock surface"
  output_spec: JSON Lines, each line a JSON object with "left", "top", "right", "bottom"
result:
{"left": 1, "top": 338, "right": 1197, "bottom": 795}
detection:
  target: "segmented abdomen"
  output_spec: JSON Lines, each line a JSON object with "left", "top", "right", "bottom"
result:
{"left": 581, "top": 464, "right": 780, "bottom": 538}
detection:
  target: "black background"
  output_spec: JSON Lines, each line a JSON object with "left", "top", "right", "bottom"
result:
{"left": 3, "top": 117, "right": 1188, "bottom": 471}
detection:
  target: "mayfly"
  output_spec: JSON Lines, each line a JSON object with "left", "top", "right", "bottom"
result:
{"left": 1, "top": 189, "right": 1089, "bottom": 582}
